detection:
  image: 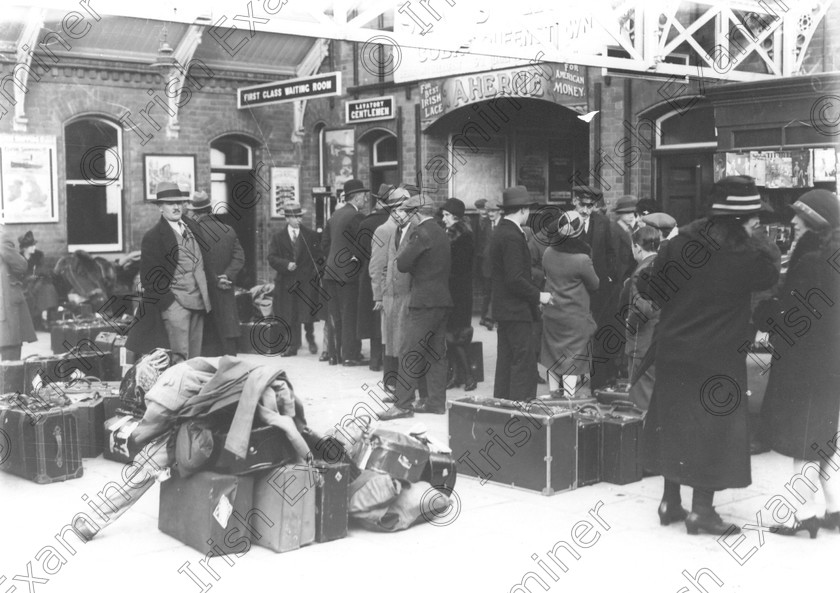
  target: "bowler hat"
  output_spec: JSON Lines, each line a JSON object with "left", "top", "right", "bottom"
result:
{"left": 613, "top": 195, "right": 638, "bottom": 213}
{"left": 502, "top": 185, "right": 536, "bottom": 209}
{"left": 342, "top": 179, "right": 369, "bottom": 197}
{"left": 792, "top": 189, "right": 840, "bottom": 230}
{"left": 282, "top": 199, "right": 306, "bottom": 217}
{"left": 636, "top": 198, "right": 659, "bottom": 216}
{"left": 441, "top": 198, "right": 465, "bottom": 218}
{"left": 709, "top": 176, "right": 767, "bottom": 217}
{"left": 155, "top": 181, "right": 186, "bottom": 202}
{"left": 18, "top": 230, "right": 36, "bottom": 249}
{"left": 186, "top": 191, "right": 212, "bottom": 211}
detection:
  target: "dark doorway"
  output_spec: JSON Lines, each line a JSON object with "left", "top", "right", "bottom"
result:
{"left": 658, "top": 152, "right": 714, "bottom": 226}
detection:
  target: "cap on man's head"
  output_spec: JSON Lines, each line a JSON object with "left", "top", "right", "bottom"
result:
{"left": 474, "top": 198, "right": 487, "bottom": 209}
{"left": 613, "top": 195, "right": 638, "bottom": 213}
{"left": 641, "top": 212, "right": 677, "bottom": 232}
{"left": 572, "top": 184, "right": 603, "bottom": 204}
{"left": 155, "top": 181, "right": 185, "bottom": 202}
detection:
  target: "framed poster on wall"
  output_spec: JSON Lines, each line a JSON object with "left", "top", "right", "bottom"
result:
{"left": 144, "top": 154, "right": 196, "bottom": 201}
{"left": 0, "top": 134, "right": 59, "bottom": 224}
{"left": 270, "top": 166, "right": 300, "bottom": 218}
{"left": 323, "top": 128, "right": 355, "bottom": 198}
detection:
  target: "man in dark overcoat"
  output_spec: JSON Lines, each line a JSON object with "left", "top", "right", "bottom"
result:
{"left": 268, "top": 199, "right": 324, "bottom": 357}
{"left": 490, "top": 186, "right": 552, "bottom": 401}
{"left": 380, "top": 193, "right": 453, "bottom": 418}
{"left": 126, "top": 182, "right": 212, "bottom": 360}
{"left": 321, "top": 179, "right": 369, "bottom": 366}
{"left": 356, "top": 184, "right": 393, "bottom": 372}
{"left": 187, "top": 192, "right": 245, "bottom": 356}
{"left": 1, "top": 230, "right": 36, "bottom": 360}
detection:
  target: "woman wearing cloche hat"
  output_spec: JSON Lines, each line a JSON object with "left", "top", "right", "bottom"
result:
{"left": 760, "top": 189, "right": 840, "bottom": 538}
{"left": 640, "top": 175, "right": 780, "bottom": 536}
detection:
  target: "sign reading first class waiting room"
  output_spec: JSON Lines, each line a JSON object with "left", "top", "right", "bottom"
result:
{"left": 237, "top": 72, "right": 342, "bottom": 109}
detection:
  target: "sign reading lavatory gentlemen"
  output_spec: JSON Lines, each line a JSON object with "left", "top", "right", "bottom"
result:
{"left": 345, "top": 96, "right": 395, "bottom": 124}
{"left": 419, "top": 63, "right": 587, "bottom": 130}
{"left": 238, "top": 72, "right": 342, "bottom": 109}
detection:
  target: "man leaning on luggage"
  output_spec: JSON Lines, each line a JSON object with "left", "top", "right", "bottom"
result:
{"left": 72, "top": 354, "right": 312, "bottom": 541}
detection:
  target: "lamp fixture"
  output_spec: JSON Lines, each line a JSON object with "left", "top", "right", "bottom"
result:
{"left": 151, "top": 22, "right": 176, "bottom": 69}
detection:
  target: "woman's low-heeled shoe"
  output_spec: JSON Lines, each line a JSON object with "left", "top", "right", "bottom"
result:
{"left": 771, "top": 516, "right": 820, "bottom": 539}
{"left": 685, "top": 511, "right": 740, "bottom": 536}
{"left": 658, "top": 501, "right": 688, "bottom": 526}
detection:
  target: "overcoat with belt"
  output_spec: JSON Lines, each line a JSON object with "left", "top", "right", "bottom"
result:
{"left": 268, "top": 222, "right": 324, "bottom": 325}
{"left": 126, "top": 216, "right": 213, "bottom": 356}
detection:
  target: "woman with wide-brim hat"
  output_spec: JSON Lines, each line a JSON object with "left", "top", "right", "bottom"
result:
{"left": 640, "top": 176, "right": 779, "bottom": 536}
{"left": 760, "top": 189, "right": 840, "bottom": 538}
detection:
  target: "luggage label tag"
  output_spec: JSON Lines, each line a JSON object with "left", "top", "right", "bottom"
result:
{"left": 213, "top": 493, "right": 234, "bottom": 529}
{"left": 398, "top": 454, "right": 412, "bottom": 470}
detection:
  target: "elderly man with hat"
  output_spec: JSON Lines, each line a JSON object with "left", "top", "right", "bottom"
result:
{"left": 380, "top": 191, "right": 453, "bottom": 418}
{"left": 490, "top": 186, "right": 552, "bottom": 401}
{"left": 320, "top": 179, "right": 370, "bottom": 366}
{"left": 186, "top": 192, "right": 245, "bottom": 356}
{"left": 126, "top": 181, "right": 212, "bottom": 360}
{"left": 268, "top": 199, "right": 323, "bottom": 357}
{"left": 639, "top": 175, "right": 779, "bottom": 536}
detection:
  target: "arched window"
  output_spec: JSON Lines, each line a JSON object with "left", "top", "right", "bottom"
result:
{"left": 366, "top": 130, "right": 399, "bottom": 191}
{"left": 210, "top": 136, "right": 255, "bottom": 213}
{"left": 655, "top": 103, "right": 716, "bottom": 149}
{"left": 65, "top": 116, "right": 123, "bottom": 252}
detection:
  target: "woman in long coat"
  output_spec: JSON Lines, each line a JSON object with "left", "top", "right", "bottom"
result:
{"left": 440, "top": 198, "right": 476, "bottom": 390}
{"left": 761, "top": 189, "right": 840, "bottom": 538}
{"left": 1, "top": 231, "right": 37, "bottom": 360}
{"left": 18, "top": 231, "right": 59, "bottom": 330}
{"left": 640, "top": 176, "right": 779, "bottom": 536}
{"left": 540, "top": 210, "right": 599, "bottom": 397}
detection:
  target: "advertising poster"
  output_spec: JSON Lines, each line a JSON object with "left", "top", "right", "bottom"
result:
{"left": 0, "top": 135, "right": 58, "bottom": 223}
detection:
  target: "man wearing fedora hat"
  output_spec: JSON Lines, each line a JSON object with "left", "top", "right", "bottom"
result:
{"left": 491, "top": 186, "right": 552, "bottom": 401}
{"left": 269, "top": 199, "right": 324, "bottom": 357}
{"left": 186, "top": 191, "right": 245, "bottom": 356}
{"left": 321, "top": 178, "right": 370, "bottom": 366}
{"left": 126, "top": 181, "right": 212, "bottom": 359}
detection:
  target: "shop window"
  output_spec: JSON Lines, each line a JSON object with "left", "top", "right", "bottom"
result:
{"left": 64, "top": 117, "right": 123, "bottom": 252}
{"left": 656, "top": 104, "right": 716, "bottom": 148}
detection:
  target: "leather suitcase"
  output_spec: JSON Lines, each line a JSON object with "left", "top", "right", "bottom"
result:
{"left": 23, "top": 351, "right": 105, "bottom": 392}
{"left": 159, "top": 471, "right": 255, "bottom": 556}
{"left": 237, "top": 321, "right": 288, "bottom": 355}
{"left": 212, "top": 425, "right": 298, "bottom": 475}
{"left": 601, "top": 412, "right": 644, "bottom": 485}
{"left": 421, "top": 452, "right": 457, "bottom": 494}
{"left": 103, "top": 414, "right": 141, "bottom": 463}
{"left": 51, "top": 320, "right": 113, "bottom": 354}
{"left": 595, "top": 381, "right": 631, "bottom": 405}
{"left": 235, "top": 289, "right": 254, "bottom": 323}
{"left": 250, "top": 465, "right": 316, "bottom": 553}
{"left": 312, "top": 460, "right": 350, "bottom": 542}
{"left": 448, "top": 396, "right": 576, "bottom": 495}
{"left": 360, "top": 429, "right": 430, "bottom": 483}
{"left": 576, "top": 415, "right": 602, "bottom": 487}
{"left": 0, "top": 402, "right": 84, "bottom": 484}
{"left": 42, "top": 378, "right": 111, "bottom": 458}
{"left": 93, "top": 332, "right": 128, "bottom": 381}
{"left": 0, "top": 360, "right": 25, "bottom": 395}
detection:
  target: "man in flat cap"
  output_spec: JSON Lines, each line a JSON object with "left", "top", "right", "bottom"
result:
{"left": 186, "top": 191, "right": 245, "bottom": 356}
{"left": 321, "top": 179, "right": 370, "bottom": 366}
{"left": 126, "top": 181, "right": 212, "bottom": 360}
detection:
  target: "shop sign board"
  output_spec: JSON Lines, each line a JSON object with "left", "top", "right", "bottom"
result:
{"left": 419, "top": 63, "right": 587, "bottom": 130}
{"left": 237, "top": 72, "right": 341, "bottom": 109}
{"left": 345, "top": 96, "right": 395, "bottom": 124}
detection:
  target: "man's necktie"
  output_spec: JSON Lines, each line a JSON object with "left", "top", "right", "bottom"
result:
{"left": 291, "top": 228, "right": 298, "bottom": 243}
{"left": 395, "top": 226, "right": 403, "bottom": 247}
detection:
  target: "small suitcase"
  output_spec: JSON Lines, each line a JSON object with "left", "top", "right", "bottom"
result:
{"left": 23, "top": 351, "right": 105, "bottom": 392}
{"left": 212, "top": 425, "right": 298, "bottom": 475}
{"left": 51, "top": 320, "right": 113, "bottom": 354}
{"left": 0, "top": 360, "right": 25, "bottom": 395}
{"left": 0, "top": 402, "right": 84, "bottom": 484}
{"left": 40, "top": 378, "right": 111, "bottom": 458}
{"left": 250, "top": 465, "right": 316, "bottom": 553}
{"left": 448, "top": 396, "right": 577, "bottom": 495}
{"left": 421, "top": 452, "right": 457, "bottom": 494}
{"left": 576, "top": 414, "right": 602, "bottom": 487}
{"left": 600, "top": 411, "right": 644, "bottom": 485}
{"left": 361, "top": 429, "right": 430, "bottom": 483}
{"left": 159, "top": 471, "right": 255, "bottom": 556}
{"left": 235, "top": 289, "right": 254, "bottom": 323}
{"left": 595, "top": 381, "right": 631, "bottom": 405}
{"left": 93, "top": 332, "right": 128, "bottom": 381}
{"left": 103, "top": 414, "right": 142, "bottom": 463}
{"left": 312, "top": 459, "right": 350, "bottom": 542}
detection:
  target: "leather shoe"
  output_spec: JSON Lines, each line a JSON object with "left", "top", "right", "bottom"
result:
{"left": 658, "top": 501, "right": 688, "bottom": 526}
{"left": 343, "top": 358, "right": 370, "bottom": 367}
{"left": 319, "top": 352, "right": 330, "bottom": 362}
{"left": 685, "top": 511, "right": 740, "bottom": 536}
{"left": 446, "top": 376, "right": 462, "bottom": 389}
{"left": 329, "top": 356, "right": 339, "bottom": 366}
{"left": 464, "top": 379, "right": 478, "bottom": 392}
{"left": 308, "top": 342, "right": 318, "bottom": 355}
{"left": 413, "top": 401, "right": 445, "bottom": 415}
{"left": 280, "top": 350, "right": 298, "bottom": 358}
{"left": 369, "top": 361, "right": 383, "bottom": 372}
{"left": 771, "top": 516, "right": 820, "bottom": 539}
{"left": 379, "top": 405, "right": 415, "bottom": 420}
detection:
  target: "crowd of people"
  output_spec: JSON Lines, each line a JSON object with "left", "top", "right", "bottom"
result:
{"left": 2, "top": 174, "right": 838, "bottom": 541}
